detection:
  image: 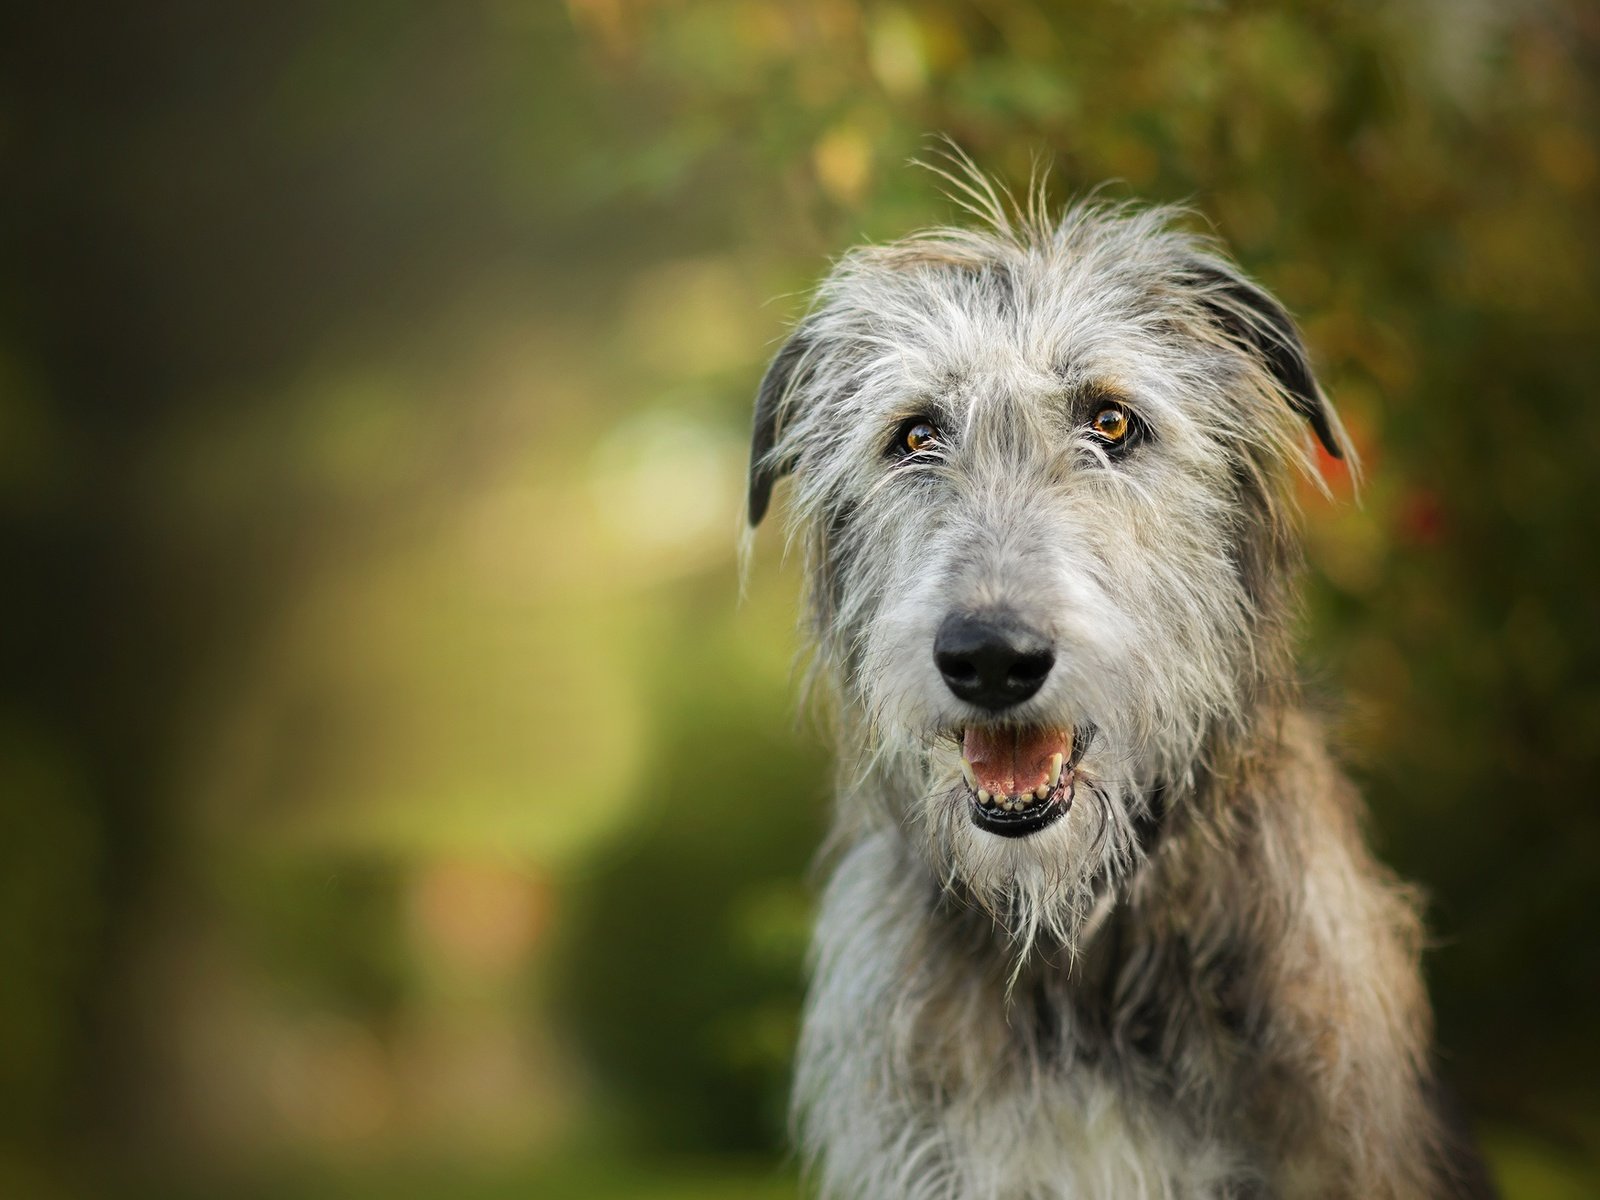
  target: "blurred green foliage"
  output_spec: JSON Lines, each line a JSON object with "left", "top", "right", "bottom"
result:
{"left": 1, "top": 1, "right": 1598, "bottom": 1197}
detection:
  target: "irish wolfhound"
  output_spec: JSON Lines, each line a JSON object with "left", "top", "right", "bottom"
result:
{"left": 745, "top": 170, "right": 1493, "bottom": 1198}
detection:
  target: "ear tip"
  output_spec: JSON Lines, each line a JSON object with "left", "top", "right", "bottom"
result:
{"left": 747, "top": 480, "right": 773, "bottom": 525}
{"left": 1307, "top": 412, "right": 1345, "bottom": 460}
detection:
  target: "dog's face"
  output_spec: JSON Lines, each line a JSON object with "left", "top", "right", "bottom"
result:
{"left": 749, "top": 206, "right": 1346, "bottom": 947}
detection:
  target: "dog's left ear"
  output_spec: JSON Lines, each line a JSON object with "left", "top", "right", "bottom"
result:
{"left": 1187, "top": 261, "right": 1347, "bottom": 460}
{"left": 747, "top": 329, "right": 813, "bottom": 526}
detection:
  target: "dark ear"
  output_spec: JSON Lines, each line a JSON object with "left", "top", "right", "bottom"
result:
{"left": 1188, "top": 261, "right": 1345, "bottom": 459}
{"left": 748, "top": 330, "right": 813, "bottom": 525}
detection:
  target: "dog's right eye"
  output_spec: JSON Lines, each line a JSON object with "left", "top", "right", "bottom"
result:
{"left": 889, "top": 417, "right": 942, "bottom": 459}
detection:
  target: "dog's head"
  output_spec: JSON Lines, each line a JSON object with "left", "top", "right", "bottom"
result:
{"left": 748, "top": 200, "right": 1350, "bottom": 951}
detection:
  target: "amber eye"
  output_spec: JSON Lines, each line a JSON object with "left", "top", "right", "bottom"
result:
{"left": 1090, "top": 405, "right": 1131, "bottom": 443}
{"left": 889, "top": 417, "right": 942, "bottom": 459}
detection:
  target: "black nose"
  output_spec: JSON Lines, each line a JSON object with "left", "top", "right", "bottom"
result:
{"left": 934, "top": 611, "right": 1055, "bottom": 711}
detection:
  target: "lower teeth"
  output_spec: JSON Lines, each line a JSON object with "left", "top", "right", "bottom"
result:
{"left": 966, "top": 770, "right": 1065, "bottom": 812}
{"left": 985, "top": 794, "right": 1035, "bottom": 812}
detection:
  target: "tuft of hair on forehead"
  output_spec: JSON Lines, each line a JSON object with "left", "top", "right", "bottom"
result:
{"left": 841, "top": 140, "right": 1201, "bottom": 282}
{"left": 834, "top": 202, "right": 1192, "bottom": 291}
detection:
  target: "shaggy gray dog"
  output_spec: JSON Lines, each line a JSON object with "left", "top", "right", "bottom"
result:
{"left": 745, "top": 170, "right": 1493, "bottom": 1199}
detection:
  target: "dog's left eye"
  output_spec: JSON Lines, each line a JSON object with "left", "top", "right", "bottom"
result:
{"left": 1089, "top": 404, "right": 1131, "bottom": 443}
{"left": 1085, "top": 401, "right": 1148, "bottom": 458}
{"left": 889, "top": 417, "right": 943, "bottom": 459}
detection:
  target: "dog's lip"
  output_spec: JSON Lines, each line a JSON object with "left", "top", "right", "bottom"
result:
{"left": 969, "top": 778, "right": 1073, "bottom": 838}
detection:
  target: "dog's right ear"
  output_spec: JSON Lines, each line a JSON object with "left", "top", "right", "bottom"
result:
{"left": 747, "top": 330, "right": 813, "bottom": 526}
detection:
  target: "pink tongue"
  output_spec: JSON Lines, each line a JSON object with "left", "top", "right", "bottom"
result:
{"left": 963, "top": 727, "right": 1071, "bottom": 796}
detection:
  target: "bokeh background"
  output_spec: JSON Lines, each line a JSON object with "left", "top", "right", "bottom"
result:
{"left": 3, "top": 2, "right": 1598, "bottom": 1197}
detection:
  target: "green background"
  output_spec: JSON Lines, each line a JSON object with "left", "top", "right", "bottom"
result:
{"left": 2, "top": 2, "right": 1597, "bottom": 1196}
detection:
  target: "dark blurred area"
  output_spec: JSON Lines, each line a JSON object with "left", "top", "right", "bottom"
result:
{"left": 0, "top": 2, "right": 1596, "bottom": 1197}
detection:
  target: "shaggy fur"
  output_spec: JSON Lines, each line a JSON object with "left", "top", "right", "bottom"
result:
{"left": 746, "top": 169, "right": 1492, "bottom": 1199}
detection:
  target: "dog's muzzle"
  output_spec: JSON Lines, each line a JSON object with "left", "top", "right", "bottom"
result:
{"left": 933, "top": 609, "right": 1076, "bottom": 837}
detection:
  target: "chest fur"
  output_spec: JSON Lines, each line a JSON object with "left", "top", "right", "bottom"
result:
{"left": 970, "top": 1078, "right": 1246, "bottom": 1199}
{"left": 795, "top": 851, "right": 1263, "bottom": 1199}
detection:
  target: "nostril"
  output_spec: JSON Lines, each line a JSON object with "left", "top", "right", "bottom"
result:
{"left": 1007, "top": 651, "right": 1054, "bottom": 688}
{"left": 935, "top": 651, "right": 979, "bottom": 686}
{"left": 941, "top": 660, "right": 979, "bottom": 686}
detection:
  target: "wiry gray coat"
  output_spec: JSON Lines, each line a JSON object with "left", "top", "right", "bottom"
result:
{"left": 747, "top": 181, "right": 1492, "bottom": 1199}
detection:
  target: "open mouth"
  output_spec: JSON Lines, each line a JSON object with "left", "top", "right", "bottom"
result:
{"left": 960, "top": 725, "right": 1078, "bottom": 838}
